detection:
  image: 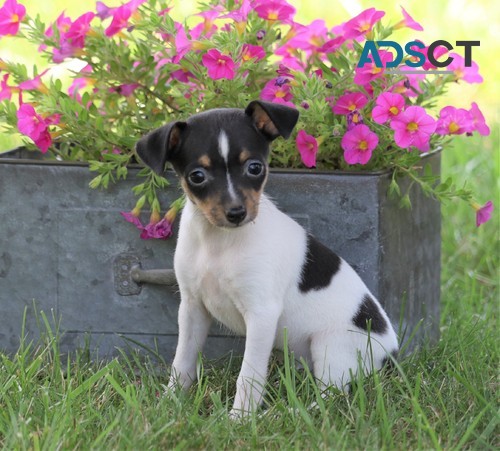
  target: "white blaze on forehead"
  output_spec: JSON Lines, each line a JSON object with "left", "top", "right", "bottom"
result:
{"left": 218, "top": 130, "right": 230, "bottom": 163}
{"left": 218, "top": 130, "right": 238, "bottom": 201}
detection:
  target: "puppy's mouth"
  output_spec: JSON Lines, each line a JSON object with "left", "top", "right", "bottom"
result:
{"left": 207, "top": 213, "right": 256, "bottom": 229}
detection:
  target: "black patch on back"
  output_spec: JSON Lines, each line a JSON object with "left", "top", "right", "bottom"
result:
{"left": 352, "top": 294, "right": 388, "bottom": 334}
{"left": 298, "top": 235, "right": 341, "bottom": 293}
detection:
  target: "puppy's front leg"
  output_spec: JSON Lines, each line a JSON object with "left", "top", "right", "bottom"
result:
{"left": 230, "top": 310, "right": 280, "bottom": 417}
{"left": 168, "top": 295, "right": 212, "bottom": 391}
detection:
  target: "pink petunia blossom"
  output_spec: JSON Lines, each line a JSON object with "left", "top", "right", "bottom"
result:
{"left": 40, "top": 12, "right": 72, "bottom": 53}
{"left": 241, "top": 44, "right": 266, "bottom": 62}
{"left": 140, "top": 214, "right": 174, "bottom": 240}
{"left": 220, "top": 0, "right": 252, "bottom": 23}
{"left": 121, "top": 209, "right": 143, "bottom": 229}
{"left": 275, "top": 43, "right": 304, "bottom": 71}
{"left": 18, "top": 69, "right": 49, "bottom": 93}
{"left": 17, "top": 103, "right": 60, "bottom": 153}
{"left": 341, "top": 124, "right": 378, "bottom": 165}
{"left": 105, "top": 3, "right": 131, "bottom": 37}
{"left": 390, "top": 65, "right": 425, "bottom": 97}
{"left": 394, "top": 6, "right": 423, "bottom": 31}
{"left": 287, "top": 19, "right": 328, "bottom": 52}
{"left": 372, "top": 92, "right": 405, "bottom": 124}
{"left": 296, "top": 130, "right": 318, "bottom": 168}
{"left": 0, "top": 0, "right": 26, "bottom": 36}
{"left": 332, "top": 92, "right": 368, "bottom": 115}
{"left": 0, "top": 73, "right": 17, "bottom": 101}
{"left": 260, "top": 78, "right": 293, "bottom": 103}
{"left": 354, "top": 50, "right": 393, "bottom": 85}
{"left": 318, "top": 36, "right": 345, "bottom": 54}
{"left": 172, "top": 22, "right": 192, "bottom": 64}
{"left": 469, "top": 102, "right": 490, "bottom": 136}
{"left": 96, "top": 1, "right": 115, "bottom": 20}
{"left": 435, "top": 106, "right": 474, "bottom": 135}
{"left": 405, "top": 41, "right": 448, "bottom": 70}
{"left": 447, "top": 52, "right": 483, "bottom": 83}
{"left": 346, "top": 110, "right": 364, "bottom": 130}
{"left": 110, "top": 83, "right": 140, "bottom": 96}
{"left": 342, "top": 7, "right": 385, "bottom": 39}
{"left": 475, "top": 201, "right": 494, "bottom": 227}
{"left": 201, "top": 49, "right": 236, "bottom": 80}
{"left": 170, "top": 68, "right": 195, "bottom": 83}
{"left": 254, "top": 0, "right": 296, "bottom": 22}
{"left": 390, "top": 105, "right": 436, "bottom": 152}
{"left": 64, "top": 11, "right": 95, "bottom": 49}
{"left": 68, "top": 64, "right": 94, "bottom": 98}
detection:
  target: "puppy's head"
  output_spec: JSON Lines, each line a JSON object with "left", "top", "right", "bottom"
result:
{"left": 136, "top": 100, "right": 299, "bottom": 228}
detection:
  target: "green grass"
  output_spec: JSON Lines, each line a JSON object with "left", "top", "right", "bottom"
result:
{"left": 1, "top": 128, "right": 498, "bottom": 449}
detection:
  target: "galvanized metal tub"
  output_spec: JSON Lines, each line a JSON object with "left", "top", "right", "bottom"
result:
{"left": 0, "top": 153, "right": 440, "bottom": 358}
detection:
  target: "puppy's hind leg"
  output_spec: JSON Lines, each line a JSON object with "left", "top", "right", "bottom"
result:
{"left": 309, "top": 331, "right": 361, "bottom": 392}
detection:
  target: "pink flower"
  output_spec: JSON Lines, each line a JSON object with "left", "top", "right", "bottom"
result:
{"left": 110, "top": 83, "right": 140, "bottom": 96}
{"left": 354, "top": 50, "right": 393, "bottom": 85}
{"left": 346, "top": 110, "right": 364, "bottom": 130}
{"left": 16, "top": 103, "right": 60, "bottom": 153}
{"left": 275, "top": 43, "right": 304, "bottom": 71}
{"left": 475, "top": 201, "right": 493, "bottom": 227}
{"left": 18, "top": 69, "right": 49, "bottom": 93}
{"left": 96, "top": 1, "right": 115, "bottom": 20}
{"left": 287, "top": 19, "right": 328, "bottom": 51}
{"left": 447, "top": 53, "right": 483, "bottom": 83}
{"left": 435, "top": 106, "right": 473, "bottom": 135}
{"left": 65, "top": 12, "right": 95, "bottom": 49}
{"left": 220, "top": 0, "right": 251, "bottom": 22}
{"left": 141, "top": 217, "right": 173, "bottom": 240}
{"left": 469, "top": 102, "right": 490, "bottom": 136}
{"left": 260, "top": 78, "right": 293, "bottom": 103}
{"left": 170, "top": 68, "right": 195, "bottom": 83}
{"left": 372, "top": 92, "right": 405, "bottom": 124}
{"left": 390, "top": 106, "right": 436, "bottom": 152}
{"left": 172, "top": 22, "right": 192, "bottom": 64}
{"left": 341, "top": 124, "right": 378, "bottom": 165}
{"left": 332, "top": 92, "right": 368, "bottom": 115}
{"left": 390, "top": 66, "right": 425, "bottom": 97}
{"left": 254, "top": 1, "right": 296, "bottom": 22}
{"left": 404, "top": 41, "right": 448, "bottom": 70}
{"left": 394, "top": 7, "right": 423, "bottom": 31}
{"left": 201, "top": 48, "right": 236, "bottom": 80}
{"left": 318, "top": 36, "right": 345, "bottom": 54}
{"left": 296, "top": 130, "right": 318, "bottom": 168}
{"left": 0, "top": 0, "right": 26, "bottom": 36}
{"left": 121, "top": 210, "right": 143, "bottom": 229}
{"left": 342, "top": 7, "right": 385, "bottom": 39}
{"left": 105, "top": 3, "right": 131, "bottom": 37}
{"left": 241, "top": 44, "right": 266, "bottom": 62}
{"left": 0, "top": 73, "right": 16, "bottom": 101}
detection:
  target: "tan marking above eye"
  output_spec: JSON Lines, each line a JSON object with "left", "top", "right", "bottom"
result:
{"left": 197, "top": 155, "right": 212, "bottom": 167}
{"left": 239, "top": 149, "right": 252, "bottom": 164}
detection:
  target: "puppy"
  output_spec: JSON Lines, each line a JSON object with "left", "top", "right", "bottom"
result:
{"left": 136, "top": 100, "right": 399, "bottom": 416}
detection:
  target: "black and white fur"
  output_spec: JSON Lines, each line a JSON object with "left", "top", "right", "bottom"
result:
{"left": 136, "top": 100, "right": 399, "bottom": 417}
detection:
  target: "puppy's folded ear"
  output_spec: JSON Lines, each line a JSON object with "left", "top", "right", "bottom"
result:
{"left": 245, "top": 100, "right": 299, "bottom": 141}
{"left": 135, "top": 121, "right": 187, "bottom": 174}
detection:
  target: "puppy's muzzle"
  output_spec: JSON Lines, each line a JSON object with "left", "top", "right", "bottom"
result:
{"left": 225, "top": 205, "right": 247, "bottom": 225}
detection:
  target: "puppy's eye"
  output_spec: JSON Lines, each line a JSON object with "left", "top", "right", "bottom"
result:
{"left": 245, "top": 161, "right": 264, "bottom": 177}
{"left": 188, "top": 169, "right": 207, "bottom": 186}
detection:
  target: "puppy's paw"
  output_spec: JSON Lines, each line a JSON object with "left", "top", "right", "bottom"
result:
{"left": 228, "top": 408, "right": 251, "bottom": 421}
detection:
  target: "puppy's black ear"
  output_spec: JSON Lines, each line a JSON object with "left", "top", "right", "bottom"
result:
{"left": 245, "top": 100, "right": 299, "bottom": 141}
{"left": 135, "top": 121, "right": 187, "bottom": 174}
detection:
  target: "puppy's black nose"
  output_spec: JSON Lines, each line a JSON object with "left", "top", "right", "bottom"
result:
{"left": 226, "top": 205, "right": 247, "bottom": 225}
